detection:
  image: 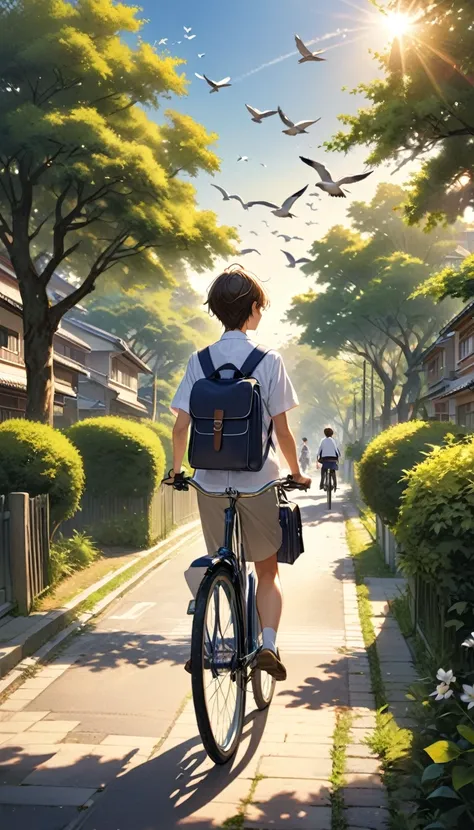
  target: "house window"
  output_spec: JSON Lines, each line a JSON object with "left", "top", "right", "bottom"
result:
{"left": 457, "top": 402, "right": 474, "bottom": 428}
{"left": 427, "top": 354, "right": 444, "bottom": 382}
{"left": 0, "top": 325, "right": 19, "bottom": 353}
{"left": 459, "top": 333, "right": 474, "bottom": 360}
{"left": 110, "top": 360, "right": 135, "bottom": 389}
{"left": 434, "top": 402, "right": 449, "bottom": 422}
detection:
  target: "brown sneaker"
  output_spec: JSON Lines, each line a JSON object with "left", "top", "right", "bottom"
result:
{"left": 256, "top": 648, "right": 287, "bottom": 681}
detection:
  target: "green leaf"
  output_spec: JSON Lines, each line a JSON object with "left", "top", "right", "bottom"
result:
{"left": 427, "top": 785, "right": 461, "bottom": 800}
{"left": 421, "top": 763, "right": 444, "bottom": 784}
{"left": 457, "top": 724, "right": 474, "bottom": 744}
{"left": 452, "top": 764, "right": 474, "bottom": 791}
{"left": 448, "top": 601, "right": 468, "bottom": 615}
{"left": 425, "top": 741, "right": 461, "bottom": 763}
{"left": 424, "top": 824, "right": 445, "bottom": 829}
{"left": 444, "top": 619, "right": 464, "bottom": 631}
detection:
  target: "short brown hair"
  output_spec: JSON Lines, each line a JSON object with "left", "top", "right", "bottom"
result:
{"left": 324, "top": 427, "right": 334, "bottom": 437}
{"left": 206, "top": 264, "right": 269, "bottom": 330}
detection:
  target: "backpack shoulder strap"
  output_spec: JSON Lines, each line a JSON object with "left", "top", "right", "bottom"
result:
{"left": 197, "top": 347, "right": 215, "bottom": 378}
{"left": 240, "top": 346, "right": 269, "bottom": 377}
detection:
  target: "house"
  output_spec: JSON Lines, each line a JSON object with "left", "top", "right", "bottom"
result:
{"left": 422, "top": 301, "right": 474, "bottom": 427}
{"left": 0, "top": 257, "right": 90, "bottom": 425}
{"left": 60, "top": 317, "right": 152, "bottom": 419}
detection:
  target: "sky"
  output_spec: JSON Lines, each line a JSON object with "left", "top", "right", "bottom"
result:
{"left": 137, "top": 0, "right": 408, "bottom": 346}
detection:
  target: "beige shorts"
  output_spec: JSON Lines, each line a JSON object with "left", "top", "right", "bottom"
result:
{"left": 197, "top": 489, "right": 282, "bottom": 563}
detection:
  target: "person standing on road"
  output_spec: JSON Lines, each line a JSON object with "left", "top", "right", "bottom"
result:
{"left": 167, "top": 264, "right": 311, "bottom": 681}
{"left": 299, "top": 437, "right": 311, "bottom": 473}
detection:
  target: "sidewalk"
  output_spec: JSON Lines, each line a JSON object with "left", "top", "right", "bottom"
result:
{"left": 0, "top": 488, "right": 389, "bottom": 830}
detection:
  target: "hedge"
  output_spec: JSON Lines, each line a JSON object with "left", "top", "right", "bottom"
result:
{"left": 358, "top": 420, "right": 466, "bottom": 526}
{"left": 143, "top": 420, "right": 172, "bottom": 471}
{"left": 67, "top": 416, "right": 165, "bottom": 498}
{"left": 0, "top": 419, "right": 84, "bottom": 524}
{"left": 396, "top": 436, "right": 474, "bottom": 596}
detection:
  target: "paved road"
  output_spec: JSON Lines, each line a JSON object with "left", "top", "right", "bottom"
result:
{"left": 0, "top": 488, "right": 352, "bottom": 830}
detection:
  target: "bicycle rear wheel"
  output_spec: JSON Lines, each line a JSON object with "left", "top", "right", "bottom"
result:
{"left": 191, "top": 564, "right": 246, "bottom": 764}
{"left": 248, "top": 575, "right": 276, "bottom": 710}
{"left": 327, "top": 473, "right": 332, "bottom": 510}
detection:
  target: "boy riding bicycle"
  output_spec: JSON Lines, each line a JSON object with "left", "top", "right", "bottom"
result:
{"left": 166, "top": 264, "right": 311, "bottom": 682}
{"left": 317, "top": 427, "right": 341, "bottom": 491}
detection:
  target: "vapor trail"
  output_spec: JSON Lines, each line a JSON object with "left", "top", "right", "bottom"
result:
{"left": 235, "top": 29, "right": 352, "bottom": 82}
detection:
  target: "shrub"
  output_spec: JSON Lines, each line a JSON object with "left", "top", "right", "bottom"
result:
{"left": 0, "top": 419, "right": 84, "bottom": 524}
{"left": 50, "top": 530, "right": 99, "bottom": 585}
{"left": 396, "top": 436, "right": 474, "bottom": 596}
{"left": 67, "top": 416, "right": 165, "bottom": 498}
{"left": 143, "top": 420, "right": 172, "bottom": 470}
{"left": 358, "top": 420, "right": 466, "bottom": 526}
{"left": 345, "top": 439, "right": 366, "bottom": 462}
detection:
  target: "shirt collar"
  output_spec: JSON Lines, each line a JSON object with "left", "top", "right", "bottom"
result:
{"left": 220, "top": 330, "right": 250, "bottom": 340}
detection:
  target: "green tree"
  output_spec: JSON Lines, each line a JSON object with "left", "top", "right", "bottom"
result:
{"left": 0, "top": 0, "right": 235, "bottom": 424}
{"left": 327, "top": 0, "right": 474, "bottom": 226}
{"left": 419, "top": 253, "right": 474, "bottom": 302}
{"left": 289, "top": 186, "right": 458, "bottom": 425}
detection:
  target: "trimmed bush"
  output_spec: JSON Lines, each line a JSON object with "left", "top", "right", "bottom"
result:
{"left": 396, "top": 436, "right": 474, "bottom": 595}
{"left": 358, "top": 420, "right": 466, "bottom": 526}
{"left": 143, "top": 420, "right": 172, "bottom": 471}
{"left": 67, "top": 416, "right": 165, "bottom": 498}
{"left": 0, "top": 419, "right": 84, "bottom": 524}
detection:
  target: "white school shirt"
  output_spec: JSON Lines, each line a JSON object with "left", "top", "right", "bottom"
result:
{"left": 318, "top": 436, "right": 341, "bottom": 459}
{"left": 171, "top": 330, "right": 299, "bottom": 493}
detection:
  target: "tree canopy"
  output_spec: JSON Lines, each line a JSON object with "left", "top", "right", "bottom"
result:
{"left": 0, "top": 0, "right": 236, "bottom": 421}
{"left": 327, "top": 0, "right": 474, "bottom": 227}
{"left": 289, "top": 184, "right": 459, "bottom": 425}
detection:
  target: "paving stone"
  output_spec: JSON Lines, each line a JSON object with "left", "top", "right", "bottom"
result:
{"left": 29, "top": 720, "right": 80, "bottom": 733}
{"left": 0, "top": 804, "right": 78, "bottom": 830}
{"left": 0, "top": 722, "right": 33, "bottom": 733}
{"left": 62, "top": 731, "right": 107, "bottom": 745}
{"left": 253, "top": 777, "right": 331, "bottom": 806}
{"left": 258, "top": 742, "right": 333, "bottom": 758}
{"left": 0, "top": 744, "right": 58, "bottom": 786}
{"left": 346, "top": 744, "right": 376, "bottom": 759}
{"left": 343, "top": 788, "right": 389, "bottom": 808}
{"left": 345, "top": 757, "right": 381, "bottom": 774}
{"left": 1, "top": 731, "right": 70, "bottom": 746}
{"left": 349, "top": 694, "right": 376, "bottom": 707}
{"left": 100, "top": 734, "right": 158, "bottom": 749}
{"left": 0, "top": 700, "right": 26, "bottom": 712}
{"left": 283, "top": 733, "right": 334, "bottom": 745}
{"left": 7, "top": 712, "right": 49, "bottom": 723}
{"left": 345, "top": 773, "right": 384, "bottom": 789}
{"left": 260, "top": 755, "right": 332, "bottom": 779}
{"left": 23, "top": 744, "right": 137, "bottom": 788}
{"left": 178, "top": 802, "right": 243, "bottom": 827}
{"left": 245, "top": 802, "right": 332, "bottom": 829}
{"left": 0, "top": 785, "right": 95, "bottom": 807}
{"left": 345, "top": 806, "right": 389, "bottom": 828}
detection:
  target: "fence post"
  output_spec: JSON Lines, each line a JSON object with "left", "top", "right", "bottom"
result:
{"left": 9, "top": 493, "right": 31, "bottom": 616}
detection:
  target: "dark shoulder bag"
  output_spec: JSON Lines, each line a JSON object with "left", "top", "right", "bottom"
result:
{"left": 277, "top": 488, "right": 305, "bottom": 565}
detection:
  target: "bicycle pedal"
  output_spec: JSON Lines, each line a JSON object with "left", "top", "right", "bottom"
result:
{"left": 187, "top": 599, "right": 196, "bottom": 616}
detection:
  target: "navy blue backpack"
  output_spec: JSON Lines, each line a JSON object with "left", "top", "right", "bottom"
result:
{"left": 188, "top": 346, "right": 273, "bottom": 472}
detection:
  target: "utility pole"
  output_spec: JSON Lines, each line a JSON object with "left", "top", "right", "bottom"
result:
{"left": 353, "top": 394, "right": 358, "bottom": 440}
{"left": 152, "top": 373, "right": 158, "bottom": 421}
{"left": 370, "top": 364, "right": 375, "bottom": 437}
{"left": 361, "top": 361, "right": 367, "bottom": 443}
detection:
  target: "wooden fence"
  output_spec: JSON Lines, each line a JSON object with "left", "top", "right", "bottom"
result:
{"left": 0, "top": 493, "right": 50, "bottom": 616}
{"left": 0, "top": 495, "right": 12, "bottom": 612}
{"left": 60, "top": 484, "right": 198, "bottom": 548}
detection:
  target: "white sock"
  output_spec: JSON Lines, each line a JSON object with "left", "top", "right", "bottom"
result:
{"left": 262, "top": 627, "right": 277, "bottom": 654}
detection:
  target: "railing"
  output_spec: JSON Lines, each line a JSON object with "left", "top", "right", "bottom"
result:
{"left": 27, "top": 495, "right": 50, "bottom": 603}
{"left": 0, "top": 346, "right": 24, "bottom": 365}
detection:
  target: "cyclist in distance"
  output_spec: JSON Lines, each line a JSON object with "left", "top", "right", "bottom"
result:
{"left": 318, "top": 427, "right": 341, "bottom": 491}
{"left": 167, "top": 264, "right": 311, "bottom": 682}
{"left": 299, "top": 437, "right": 311, "bottom": 473}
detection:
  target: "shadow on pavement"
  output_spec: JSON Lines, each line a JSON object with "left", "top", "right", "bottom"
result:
{"left": 61, "top": 630, "right": 190, "bottom": 673}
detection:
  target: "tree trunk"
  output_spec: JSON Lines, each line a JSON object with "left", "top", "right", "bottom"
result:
{"left": 397, "top": 370, "right": 422, "bottom": 423}
{"left": 381, "top": 381, "right": 394, "bottom": 429}
{"left": 20, "top": 278, "right": 55, "bottom": 425}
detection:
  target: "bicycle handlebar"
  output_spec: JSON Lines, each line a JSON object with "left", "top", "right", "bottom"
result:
{"left": 163, "top": 474, "right": 310, "bottom": 498}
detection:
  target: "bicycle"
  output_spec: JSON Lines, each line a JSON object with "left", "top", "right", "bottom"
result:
{"left": 322, "top": 467, "right": 337, "bottom": 510}
{"left": 171, "top": 474, "right": 308, "bottom": 764}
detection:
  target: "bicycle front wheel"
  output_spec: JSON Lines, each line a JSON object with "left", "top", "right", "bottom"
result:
{"left": 191, "top": 564, "right": 246, "bottom": 764}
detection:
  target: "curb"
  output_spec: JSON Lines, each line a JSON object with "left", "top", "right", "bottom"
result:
{"left": 0, "top": 519, "right": 201, "bottom": 691}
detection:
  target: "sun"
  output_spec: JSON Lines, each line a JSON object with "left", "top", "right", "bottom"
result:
{"left": 382, "top": 10, "right": 415, "bottom": 40}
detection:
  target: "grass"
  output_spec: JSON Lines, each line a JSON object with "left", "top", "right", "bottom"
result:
{"left": 345, "top": 516, "right": 413, "bottom": 829}
{"left": 221, "top": 773, "right": 265, "bottom": 829}
{"left": 331, "top": 709, "right": 353, "bottom": 830}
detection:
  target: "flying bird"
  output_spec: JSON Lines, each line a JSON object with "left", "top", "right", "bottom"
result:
{"left": 211, "top": 184, "right": 235, "bottom": 201}
{"left": 237, "top": 156, "right": 249, "bottom": 162}
{"left": 306, "top": 202, "right": 318, "bottom": 211}
{"left": 295, "top": 35, "right": 326, "bottom": 63}
{"left": 300, "top": 157, "right": 373, "bottom": 197}
{"left": 278, "top": 234, "right": 303, "bottom": 242}
{"left": 281, "top": 250, "right": 311, "bottom": 268}
{"left": 271, "top": 230, "right": 279, "bottom": 235}
{"left": 239, "top": 248, "right": 261, "bottom": 256}
{"left": 184, "top": 26, "right": 192, "bottom": 33}
{"left": 309, "top": 192, "right": 321, "bottom": 198}
{"left": 198, "top": 53, "right": 205, "bottom": 58}
{"left": 185, "top": 33, "right": 196, "bottom": 40}
{"left": 248, "top": 184, "right": 308, "bottom": 218}
{"left": 245, "top": 104, "right": 278, "bottom": 124}
{"left": 195, "top": 73, "right": 231, "bottom": 93}
{"left": 250, "top": 231, "right": 259, "bottom": 236}
{"left": 305, "top": 220, "right": 318, "bottom": 226}
{"left": 262, "top": 220, "right": 270, "bottom": 227}
{"left": 278, "top": 107, "right": 320, "bottom": 136}
{"left": 158, "top": 38, "right": 168, "bottom": 45}
{"left": 260, "top": 163, "right": 267, "bottom": 168}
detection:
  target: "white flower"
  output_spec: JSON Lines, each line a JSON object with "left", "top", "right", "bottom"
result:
{"left": 430, "top": 682, "right": 454, "bottom": 701}
{"left": 462, "top": 632, "right": 474, "bottom": 648}
{"left": 436, "top": 669, "right": 456, "bottom": 685}
{"left": 461, "top": 685, "right": 474, "bottom": 710}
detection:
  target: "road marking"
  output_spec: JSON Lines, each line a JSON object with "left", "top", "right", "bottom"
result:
{"left": 109, "top": 602, "right": 156, "bottom": 621}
